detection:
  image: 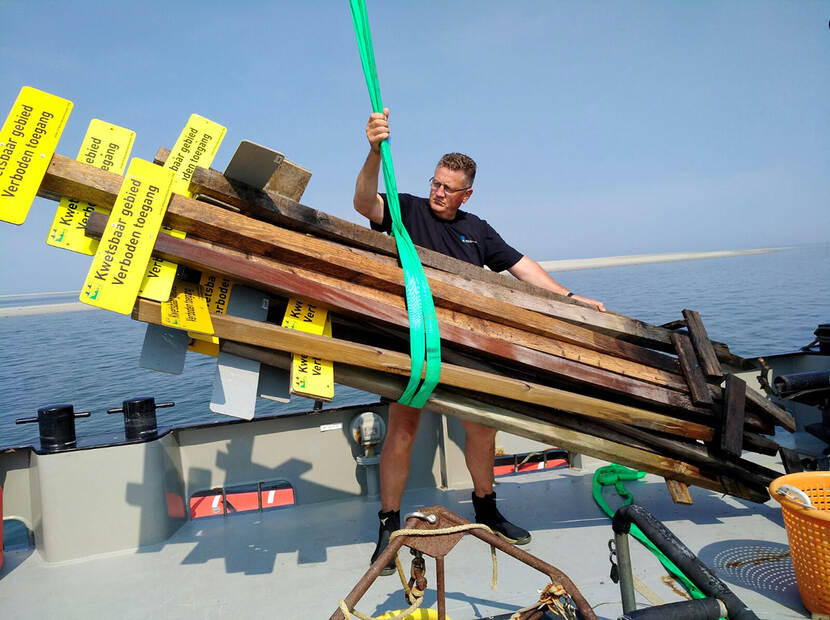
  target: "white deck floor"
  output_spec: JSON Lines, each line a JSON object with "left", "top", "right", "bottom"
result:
{"left": 0, "top": 456, "right": 808, "bottom": 619}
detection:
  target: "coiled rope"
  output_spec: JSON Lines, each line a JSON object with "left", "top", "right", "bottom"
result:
{"left": 338, "top": 523, "right": 499, "bottom": 620}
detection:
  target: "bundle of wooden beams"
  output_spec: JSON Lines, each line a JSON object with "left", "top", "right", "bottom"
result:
{"left": 36, "top": 147, "right": 795, "bottom": 504}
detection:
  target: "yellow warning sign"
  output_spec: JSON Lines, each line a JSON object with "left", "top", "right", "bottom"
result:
{"left": 201, "top": 271, "right": 235, "bottom": 314}
{"left": 188, "top": 271, "right": 235, "bottom": 349}
{"left": 164, "top": 114, "right": 226, "bottom": 198}
{"left": 46, "top": 119, "right": 135, "bottom": 254}
{"left": 187, "top": 337, "right": 219, "bottom": 357}
{"left": 281, "top": 299, "right": 334, "bottom": 401}
{"left": 291, "top": 316, "right": 334, "bottom": 401}
{"left": 79, "top": 158, "right": 175, "bottom": 314}
{"left": 0, "top": 86, "right": 72, "bottom": 225}
{"left": 137, "top": 226, "right": 186, "bottom": 301}
{"left": 282, "top": 298, "right": 328, "bottom": 332}
{"left": 138, "top": 114, "right": 227, "bottom": 302}
{"left": 161, "top": 281, "right": 214, "bottom": 335}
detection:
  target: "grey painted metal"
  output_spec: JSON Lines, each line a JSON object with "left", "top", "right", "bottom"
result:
{"left": 209, "top": 286, "right": 270, "bottom": 419}
{"left": 210, "top": 352, "right": 261, "bottom": 419}
{"left": 614, "top": 530, "right": 637, "bottom": 613}
{"left": 223, "top": 140, "right": 284, "bottom": 189}
{"left": 257, "top": 364, "right": 291, "bottom": 402}
{"left": 31, "top": 432, "right": 185, "bottom": 562}
{"left": 0, "top": 451, "right": 802, "bottom": 619}
{"left": 138, "top": 323, "right": 188, "bottom": 374}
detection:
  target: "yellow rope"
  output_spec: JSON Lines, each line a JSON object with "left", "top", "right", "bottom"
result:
{"left": 508, "top": 583, "right": 576, "bottom": 620}
{"left": 390, "top": 523, "right": 499, "bottom": 590}
{"left": 337, "top": 522, "right": 500, "bottom": 619}
{"left": 338, "top": 595, "right": 423, "bottom": 620}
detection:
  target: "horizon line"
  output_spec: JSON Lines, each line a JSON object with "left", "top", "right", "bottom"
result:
{"left": 0, "top": 246, "right": 794, "bottom": 300}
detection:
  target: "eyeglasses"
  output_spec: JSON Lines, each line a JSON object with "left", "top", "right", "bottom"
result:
{"left": 429, "top": 177, "right": 470, "bottom": 195}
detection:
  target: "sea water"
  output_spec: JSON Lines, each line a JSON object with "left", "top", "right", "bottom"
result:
{"left": 1, "top": 243, "right": 827, "bottom": 449}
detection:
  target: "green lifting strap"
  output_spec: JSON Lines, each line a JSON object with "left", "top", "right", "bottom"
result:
{"left": 592, "top": 464, "right": 708, "bottom": 600}
{"left": 349, "top": 0, "right": 441, "bottom": 408}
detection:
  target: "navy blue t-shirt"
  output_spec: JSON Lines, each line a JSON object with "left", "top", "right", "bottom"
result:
{"left": 373, "top": 193, "right": 523, "bottom": 272}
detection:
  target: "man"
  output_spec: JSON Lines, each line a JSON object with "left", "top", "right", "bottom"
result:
{"left": 354, "top": 108, "right": 605, "bottom": 574}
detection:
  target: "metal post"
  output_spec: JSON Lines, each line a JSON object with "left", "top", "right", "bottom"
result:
{"left": 614, "top": 530, "right": 636, "bottom": 613}
{"left": 436, "top": 556, "right": 446, "bottom": 620}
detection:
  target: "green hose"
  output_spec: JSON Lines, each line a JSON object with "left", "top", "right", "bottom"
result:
{"left": 349, "top": 0, "right": 441, "bottom": 407}
{"left": 593, "top": 464, "right": 707, "bottom": 600}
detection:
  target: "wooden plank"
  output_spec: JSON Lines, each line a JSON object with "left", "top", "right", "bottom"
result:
{"left": 89, "top": 214, "right": 716, "bottom": 419}
{"left": 466, "top": 386, "right": 779, "bottom": 487}
{"left": 50, "top": 148, "right": 680, "bottom": 376}
{"left": 720, "top": 374, "right": 747, "bottom": 456}
{"left": 664, "top": 479, "right": 694, "bottom": 505}
{"left": 779, "top": 447, "right": 804, "bottom": 474}
{"left": 153, "top": 197, "right": 688, "bottom": 389}
{"left": 719, "top": 476, "right": 755, "bottom": 500}
{"left": 220, "top": 341, "right": 769, "bottom": 502}
{"left": 744, "top": 387, "right": 796, "bottom": 432}
{"left": 411, "top": 322, "right": 779, "bottom": 460}
{"left": 37, "top": 152, "right": 746, "bottom": 364}
{"left": 743, "top": 431, "right": 780, "bottom": 456}
{"left": 157, "top": 148, "right": 681, "bottom": 349}
{"left": 222, "top": 141, "right": 311, "bottom": 201}
{"left": 133, "top": 298, "right": 715, "bottom": 440}
{"left": 595, "top": 418, "right": 780, "bottom": 485}
{"left": 705, "top": 382, "right": 784, "bottom": 433}
{"left": 265, "top": 157, "right": 311, "bottom": 202}
{"left": 682, "top": 309, "right": 723, "bottom": 379}
{"left": 671, "top": 332, "right": 714, "bottom": 406}
{"left": 149, "top": 188, "right": 682, "bottom": 374}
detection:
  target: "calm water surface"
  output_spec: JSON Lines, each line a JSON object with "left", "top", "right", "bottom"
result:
{"left": 1, "top": 243, "right": 827, "bottom": 448}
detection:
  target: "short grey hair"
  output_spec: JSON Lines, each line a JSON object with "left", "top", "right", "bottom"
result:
{"left": 437, "top": 152, "right": 476, "bottom": 186}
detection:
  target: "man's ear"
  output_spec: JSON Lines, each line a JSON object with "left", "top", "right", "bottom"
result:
{"left": 462, "top": 188, "right": 473, "bottom": 203}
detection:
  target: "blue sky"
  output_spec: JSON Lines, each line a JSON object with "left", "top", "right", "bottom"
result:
{"left": 1, "top": 1, "right": 828, "bottom": 294}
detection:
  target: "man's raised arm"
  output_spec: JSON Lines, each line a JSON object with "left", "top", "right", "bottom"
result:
{"left": 353, "top": 108, "right": 389, "bottom": 225}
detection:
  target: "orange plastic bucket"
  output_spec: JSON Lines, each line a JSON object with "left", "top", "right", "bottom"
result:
{"left": 769, "top": 472, "right": 830, "bottom": 615}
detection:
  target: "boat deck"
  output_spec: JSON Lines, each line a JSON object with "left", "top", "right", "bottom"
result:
{"left": 0, "top": 455, "right": 807, "bottom": 619}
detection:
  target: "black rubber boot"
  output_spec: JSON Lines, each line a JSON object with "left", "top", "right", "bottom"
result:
{"left": 472, "top": 491, "right": 531, "bottom": 545}
{"left": 370, "top": 509, "right": 400, "bottom": 576}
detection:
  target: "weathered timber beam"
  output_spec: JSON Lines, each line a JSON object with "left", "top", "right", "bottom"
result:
{"left": 155, "top": 148, "right": 690, "bottom": 351}
{"left": 145, "top": 188, "right": 682, "bottom": 374}
{"left": 220, "top": 341, "right": 768, "bottom": 502}
{"left": 672, "top": 333, "right": 714, "bottom": 406}
{"left": 87, "top": 214, "right": 714, "bottom": 418}
{"left": 599, "top": 420, "right": 780, "bottom": 488}
{"left": 682, "top": 309, "right": 723, "bottom": 379}
{"left": 143, "top": 197, "right": 689, "bottom": 389}
{"left": 40, "top": 151, "right": 678, "bottom": 374}
{"left": 744, "top": 387, "right": 796, "bottom": 432}
{"left": 37, "top": 152, "right": 746, "bottom": 364}
{"left": 133, "top": 298, "right": 713, "bottom": 440}
{"left": 719, "top": 374, "right": 747, "bottom": 457}
{"left": 664, "top": 480, "right": 694, "bottom": 505}
{"left": 703, "top": 379, "right": 795, "bottom": 433}
{"left": 441, "top": 381, "right": 776, "bottom": 491}
{"left": 159, "top": 147, "right": 576, "bottom": 298}
{"left": 337, "top": 315, "right": 777, "bottom": 455}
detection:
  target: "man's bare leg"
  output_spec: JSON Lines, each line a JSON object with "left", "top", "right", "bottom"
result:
{"left": 372, "top": 402, "right": 421, "bottom": 573}
{"left": 379, "top": 402, "right": 422, "bottom": 511}
{"left": 461, "top": 419, "right": 497, "bottom": 497}
{"left": 462, "top": 419, "right": 531, "bottom": 544}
